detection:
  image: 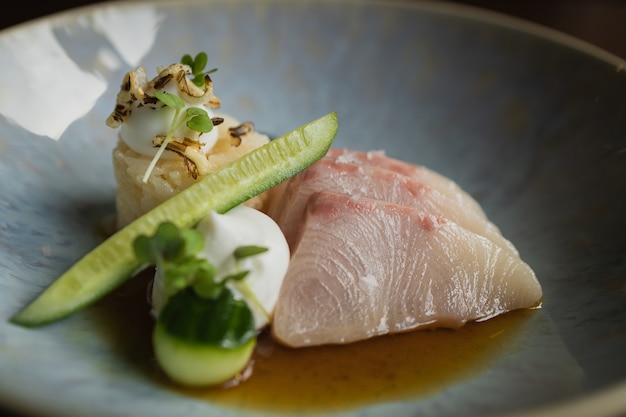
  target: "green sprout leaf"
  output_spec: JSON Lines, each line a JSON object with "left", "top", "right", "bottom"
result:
{"left": 159, "top": 286, "right": 256, "bottom": 348}
{"left": 233, "top": 245, "right": 268, "bottom": 260}
{"left": 133, "top": 222, "right": 217, "bottom": 299}
{"left": 142, "top": 91, "right": 213, "bottom": 182}
{"left": 133, "top": 221, "right": 203, "bottom": 265}
{"left": 132, "top": 222, "right": 266, "bottom": 303}
{"left": 185, "top": 107, "right": 213, "bottom": 133}
{"left": 222, "top": 270, "right": 250, "bottom": 282}
{"left": 154, "top": 90, "right": 184, "bottom": 109}
{"left": 181, "top": 52, "right": 218, "bottom": 87}
{"left": 142, "top": 91, "right": 185, "bottom": 183}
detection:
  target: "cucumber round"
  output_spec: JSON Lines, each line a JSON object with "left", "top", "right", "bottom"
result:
{"left": 153, "top": 322, "right": 256, "bottom": 387}
{"left": 153, "top": 287, "right": 257, "bottom": 386}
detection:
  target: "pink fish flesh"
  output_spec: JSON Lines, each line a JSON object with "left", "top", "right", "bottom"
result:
{"left": 268, "top": 149, "right": 542, "bottom": 348}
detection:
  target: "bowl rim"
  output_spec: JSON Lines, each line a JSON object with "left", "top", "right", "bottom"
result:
{"left": 0, "top": 1, "right": 625, "bottom": 417}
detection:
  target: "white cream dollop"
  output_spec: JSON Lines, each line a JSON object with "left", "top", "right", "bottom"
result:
{"left": 120, "top": 81, "right": 219, "bottom": 157}
{"left": 150, "top": 205, "right": 290, "bottom": 329}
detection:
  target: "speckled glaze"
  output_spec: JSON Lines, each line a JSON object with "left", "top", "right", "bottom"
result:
{"left": 0, "top": 1, "right": 625, "bottom": 416}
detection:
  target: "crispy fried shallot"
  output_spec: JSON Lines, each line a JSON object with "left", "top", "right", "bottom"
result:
{"left": 106, "top": 63, "right": 259, "bottom": 178}
{"left": 105, "top": 63, "right": 221, "bottom": 129}
{"left": 229, "top": 122, "right": 255, "bottom": 147}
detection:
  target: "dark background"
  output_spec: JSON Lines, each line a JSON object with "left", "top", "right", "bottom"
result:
{"left": 1, "top": 0, "right": 625, "bottom": 59}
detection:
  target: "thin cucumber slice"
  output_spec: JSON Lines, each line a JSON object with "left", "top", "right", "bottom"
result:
{"left": 153, "top": 287, "right": 257, "bottom": 386}
{"left": 153, "top": 322, "right": 256, "bottom": 386}
{"left": 10, "top": 112, "right": 338, "bottom": 327}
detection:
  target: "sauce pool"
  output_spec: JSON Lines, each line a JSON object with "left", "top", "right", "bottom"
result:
{"left": 89, "top": 269, "right": 535, "bottom": 414}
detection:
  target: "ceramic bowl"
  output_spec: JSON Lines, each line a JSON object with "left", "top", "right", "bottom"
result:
{"left": 1, "top": 1, "right": 625, "bottom": 416}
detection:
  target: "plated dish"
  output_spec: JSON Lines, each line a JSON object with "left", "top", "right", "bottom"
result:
{"left": 1, "top": 1, "right": 626, "bottom": 417}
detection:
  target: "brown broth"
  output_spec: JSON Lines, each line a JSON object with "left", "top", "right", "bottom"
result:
{"left": 89, "top": 270, "right": 534, "bottom": 414}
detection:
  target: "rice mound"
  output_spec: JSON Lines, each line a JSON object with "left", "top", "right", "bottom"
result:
{"left": 113, "top": 113, "right": 270, "bottom": 229}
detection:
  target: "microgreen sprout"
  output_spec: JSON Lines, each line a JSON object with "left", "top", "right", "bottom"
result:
{"left": 234, "top": 245, "right": 269, "bottom": 260}
{"left": 133, "top": 222, "right": 215, "bottom": 299}
{"left": 142, "top": 91, "right": 214, "bottom": 183}
{"left": 143, "top": 221, "right": 261, "bottom": 383}
{"left": 133, "top": 222, "right": 269, "bottom": 302}
{"left": 225, "top": 246, "right": 268, "bottom": 283}
{"left": 181, "top": 52, "right": 218, "bottom": 87}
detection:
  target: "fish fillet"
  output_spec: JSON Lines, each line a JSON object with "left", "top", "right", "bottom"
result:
{"left": 271, "top": 192, "right": 542, "bottom": 347}
{"left": 266, "top": 156, "right": 517, "bottom": 255}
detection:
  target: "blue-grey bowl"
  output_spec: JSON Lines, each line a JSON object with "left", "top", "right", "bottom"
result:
{"left": 0, "top": 1, "right": 625, "bottom": 416}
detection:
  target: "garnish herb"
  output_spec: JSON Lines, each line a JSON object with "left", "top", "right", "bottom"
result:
{"left": 234, "top": 245, "right": 269, "bottom": 259}
{"left": 159, "top": 286, "right": 256, "bottom": 349}
{"left": 135, "top": 221, "right": 271, "bottom": 385}
{"left": 134, "top": 222, "right": 267, "bottom": 300}
{"left": 133, "top": 221, "right": 269, "bottom": 328}
{"left": 142, "top": 91, "right": 214, "bottom": 183}
{"left": 181, "top": 52, "right": 218, "bottom": 87}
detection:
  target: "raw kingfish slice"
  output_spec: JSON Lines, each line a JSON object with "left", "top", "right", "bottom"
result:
{"left": 326, "top": 148, "right": 486, "bottom": 219}
{"left": 271, "top": 192, "right": 542, "bottom": 347}
{"left": 266, "top": 157, "right": 517, "bottom": 255}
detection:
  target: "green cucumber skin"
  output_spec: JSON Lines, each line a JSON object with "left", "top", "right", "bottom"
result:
{"left": 10, "top": 112, "right": 338, "bottom": 328}
{"left": 153, "top": 322, "right": 256, "bottom": 386}
{"left": 159, "top": 287, "right": 256, "bottom": 348}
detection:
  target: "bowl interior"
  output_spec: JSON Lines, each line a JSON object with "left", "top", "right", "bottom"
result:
{"left": 0, "top": 1, "right": 625, "bottom": 417}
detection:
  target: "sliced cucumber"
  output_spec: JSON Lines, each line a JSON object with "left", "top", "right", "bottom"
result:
{"left": 10, "top": 112, "right": 338, "bottom": 327}
{"left": 154, "top": 286, "right": 257, "bottom": 386}
{"left": 154, "top": 323, "right": 256, "bottom": 386}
